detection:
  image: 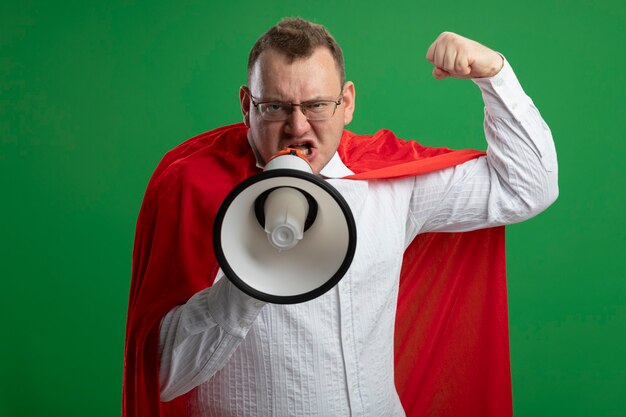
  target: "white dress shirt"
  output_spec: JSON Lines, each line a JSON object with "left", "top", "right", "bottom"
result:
{"left": 158, "top": 59, "right": 558, "bottom": 416}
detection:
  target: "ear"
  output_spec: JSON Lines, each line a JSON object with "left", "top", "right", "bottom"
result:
{"left": 341, "top": 81, "right": 356, "bottom": 126}
{"left": 240, "top": 86, "right": 251, "bottom": 127}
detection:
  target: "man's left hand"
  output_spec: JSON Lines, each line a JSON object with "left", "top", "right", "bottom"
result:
{"left": 426, "top": 32, "right": 504, "bottom": 80}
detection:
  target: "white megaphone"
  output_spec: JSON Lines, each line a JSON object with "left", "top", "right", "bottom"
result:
{"left": 213, "top": 148, "right": 357, "bottom": 304}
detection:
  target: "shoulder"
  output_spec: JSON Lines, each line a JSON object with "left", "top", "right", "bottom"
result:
{"left": 338, "top": 129, "right": 455, "bottom": 174}
{"left": 145, "top": 123, "right": 257, "bottom": 198}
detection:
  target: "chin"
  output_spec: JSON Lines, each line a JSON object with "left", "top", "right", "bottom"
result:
{"left": 307, "top": 156, "right": 322, "bottom": 174}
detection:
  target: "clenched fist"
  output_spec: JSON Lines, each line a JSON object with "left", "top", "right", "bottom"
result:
{"left": 426, "top": 32, "right": 504, "bottom": 80}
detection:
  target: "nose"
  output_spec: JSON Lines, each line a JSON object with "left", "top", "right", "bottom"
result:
{"left": 284, "top": 106, "right": 310, "bottom": 137}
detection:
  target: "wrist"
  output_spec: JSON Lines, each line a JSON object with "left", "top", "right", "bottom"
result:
{"left": 485, "top": 52, "right": 505, "bottom": 78}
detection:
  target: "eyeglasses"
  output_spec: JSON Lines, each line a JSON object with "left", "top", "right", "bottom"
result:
{"left": 249, "top": 91, "right": 343, "bottom": 121}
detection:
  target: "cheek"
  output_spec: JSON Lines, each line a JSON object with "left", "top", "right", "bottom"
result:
{"left": 251, "top": 122, "right": 282, "bottom": 158}
{"left": 318, "top": 121, "right": 343, "bottom": 152}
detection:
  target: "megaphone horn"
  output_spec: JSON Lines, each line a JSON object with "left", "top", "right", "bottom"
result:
{"left": 213, "top": 148, "right": 357, "bottom": 304}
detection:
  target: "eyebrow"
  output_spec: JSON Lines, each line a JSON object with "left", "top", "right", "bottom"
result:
{"left": 261, "top": 98, "right": 335, "bottom": 104}
{"left": 259, "top": 95, "right": 336, "bottom": 103}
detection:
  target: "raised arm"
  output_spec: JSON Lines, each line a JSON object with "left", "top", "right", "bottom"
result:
{"left": 409, "top": 32, "right": 558, "bottom": 235}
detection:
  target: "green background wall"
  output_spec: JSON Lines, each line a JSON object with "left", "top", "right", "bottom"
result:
{"left": 1, "top": 1, "right": 624, "bottom": 416}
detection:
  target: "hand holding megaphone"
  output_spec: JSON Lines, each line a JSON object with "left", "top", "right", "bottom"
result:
{"left": 213, "top": 148, "right": 356, "bottom": 304}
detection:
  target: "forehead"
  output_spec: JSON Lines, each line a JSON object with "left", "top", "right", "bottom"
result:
{"left": 249, "top": 47, "right": 342, "bottom": 99}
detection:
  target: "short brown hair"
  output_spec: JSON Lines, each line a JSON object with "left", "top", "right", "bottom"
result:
{"left": 247, "top": 17, "right": 345, "bottom": 85}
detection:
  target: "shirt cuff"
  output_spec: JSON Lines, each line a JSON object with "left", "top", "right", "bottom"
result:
{"left": 472, "top": 57, "right": 530, "bottom": 121}
{"left": 205, "top": 275, "right": 267, "bottom": 338}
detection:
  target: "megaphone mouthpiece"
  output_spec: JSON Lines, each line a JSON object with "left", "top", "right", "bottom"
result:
{"left": 265, "top": 148, "right": 313, "bottom": 173}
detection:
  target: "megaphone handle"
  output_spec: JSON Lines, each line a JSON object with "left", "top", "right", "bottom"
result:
{"left": 254, "top": 187, "right": 318, "bottom": 232}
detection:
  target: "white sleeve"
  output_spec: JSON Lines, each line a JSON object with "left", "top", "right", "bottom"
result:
{"left": 158, "top": 273, "right": 266, "bottom": 401}
{"left": 408, "top": 58, "right": 559, "bottom": 236}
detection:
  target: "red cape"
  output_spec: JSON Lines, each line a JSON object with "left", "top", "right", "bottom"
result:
{"left": 123, "top": 122, "right": 512, "bottom": 416}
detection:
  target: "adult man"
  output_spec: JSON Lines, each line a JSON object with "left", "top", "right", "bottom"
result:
{"left": 124, "top": 17, "right": 558, "bottom": 417}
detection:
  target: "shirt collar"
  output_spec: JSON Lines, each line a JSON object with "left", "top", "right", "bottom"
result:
{"left": 319, "top": 152, "right": 354, "bottom": 178}
{"left": 247, "top": 133, "right": 354, "bottom": 179}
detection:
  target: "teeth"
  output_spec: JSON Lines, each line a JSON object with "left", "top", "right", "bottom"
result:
{"left": 286, "top": 144, "right": 311, "bottom": 156}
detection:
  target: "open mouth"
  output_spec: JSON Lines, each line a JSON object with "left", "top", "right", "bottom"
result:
{"left": 285, "top": 143, "right": 312, "bottom": 156}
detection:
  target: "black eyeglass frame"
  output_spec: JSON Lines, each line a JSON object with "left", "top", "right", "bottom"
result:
{"left": 248, "top": 90, "right": 344, "bottom": 121}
